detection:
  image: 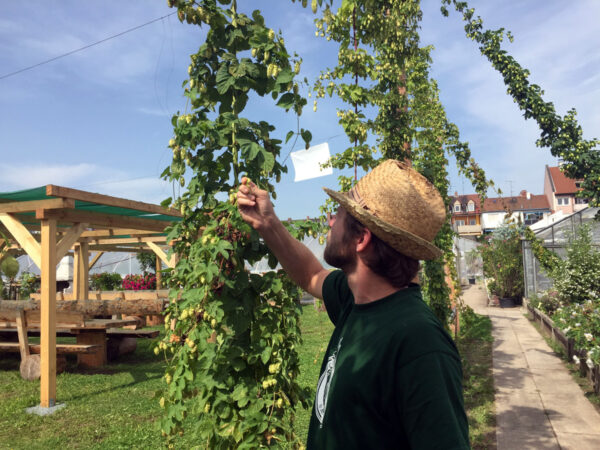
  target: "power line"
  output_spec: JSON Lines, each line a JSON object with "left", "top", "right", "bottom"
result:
{"left": 0, "top": 12, "right": 177, "bottom": 81}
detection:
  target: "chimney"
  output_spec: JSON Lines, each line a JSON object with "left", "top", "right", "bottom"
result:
{"left": 520, "top": 190, "right": 527, "bottom": 197}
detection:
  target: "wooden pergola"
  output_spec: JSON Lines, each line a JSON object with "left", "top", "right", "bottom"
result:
{"left": 0, "top": 185, "right": 181, "bottom": 408}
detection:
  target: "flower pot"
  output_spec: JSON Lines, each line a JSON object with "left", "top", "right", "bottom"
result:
{"left": 499, "top": 297, "right": 515, "bottom": 308}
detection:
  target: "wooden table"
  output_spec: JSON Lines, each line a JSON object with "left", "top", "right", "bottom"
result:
{"left": 69, "top": 319, "right": 138, "bottom": 368}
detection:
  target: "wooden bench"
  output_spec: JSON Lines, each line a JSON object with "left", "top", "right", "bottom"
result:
{"left": 0, "top": 308, "right": 101, "bottom": 380}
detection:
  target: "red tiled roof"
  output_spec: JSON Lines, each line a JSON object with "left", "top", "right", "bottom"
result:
{"left": 450, "top": 194, "right": 481, "bottom": 214}
{"left": 547, "top": 166, "right": 581, "bottom": 194}
{"left": 482, "top": 194, "right": 550, "bottom": 212}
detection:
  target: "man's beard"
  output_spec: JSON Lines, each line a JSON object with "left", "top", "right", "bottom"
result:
{"left": 323, "top": 231, "right": 357, "bottom": 272}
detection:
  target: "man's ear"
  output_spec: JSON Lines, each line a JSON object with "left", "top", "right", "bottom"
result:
{"left": 356, "top": 227, "right": 372, "bottom": 253}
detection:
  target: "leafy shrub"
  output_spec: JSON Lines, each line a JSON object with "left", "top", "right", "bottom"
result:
{"left": 90, "top": 272, "right": 123, "bottom": 291}
{"left": 549, "top": 224, "right": 600, "bottom": 305}
{"left": 533, "top": 289, "right": 562, "bottom": 315}
{"left": 136, "top": 252, "right": 156, "bottom": 274}
{"left": 122, "top": 273, "right": 156, "bottom": 291}
{"left": 552, "top": 300, "right": 600, "bottom": 365}
{"left": 480, "top": 224, "right": 524, "bottom": 298}
{"left": 18, "top": 272, "right": 40, "bottom": 299}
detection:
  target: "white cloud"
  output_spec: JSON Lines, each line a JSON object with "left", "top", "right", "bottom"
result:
{"left": 0, "top": 162, "right": 171, "bottom": 205}
{"left": 0, "top": 163, "right": 97, "bottom": 189}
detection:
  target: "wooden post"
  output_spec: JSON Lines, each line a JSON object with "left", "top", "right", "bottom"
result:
{"left": 155, "top": 255, "right": 162, "bottom": 289}
{"left": 40, "top": 219, "right": 57, "bottom": 408}
{"left": 75, "top": 242, "right": 89, "bottom": 300}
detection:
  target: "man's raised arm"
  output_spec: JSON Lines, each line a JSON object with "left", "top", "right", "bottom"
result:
{"left": 236, "top": 177, "right": 329, "bottom": 299}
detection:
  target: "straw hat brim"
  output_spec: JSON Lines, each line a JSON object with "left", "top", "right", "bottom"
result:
{"left": 324, "top": 187, "right": 443, "bottom": 261}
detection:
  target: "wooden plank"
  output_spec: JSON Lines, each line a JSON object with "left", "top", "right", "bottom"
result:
{"left": 0, "top": 299, "right": 163, "bottom": 316}
{"left": 0, "top": 198, "right": 74, "bottom": 213}
{"left": 46, "top": 185, "right": 182, "bottom": 217}
{"left": 72, "top": 318, "right": 138, "bottom": 329}
{"left": 89, "top": 251, "right": 104, "bottom": 269}
{"left": 36, "top": 208, "right": 174, "bottom": 232}
{"left": 40, "top": 219, "right": 57, "bottom": 408}
{"left": 87, "top": 245, "right": 149, "bottom": 253}
{"left": 123, "top": 291, "right": 159, "bottom": 300}
{"left": 0, "top": 213, "right": 42, "bottom": 269}
{"left": 106, "top": 329, "right": 160, "bottom": 338}
{"left": 80, "top": 229, "right": 165, "bottom": 238}
{"left": 147, "top": 241, "right": 177, "bottom": 269}
{"left": 56, "top": 223, "right": 88, "bottom": 261}
{"left": 15, "top": 310, "right": 29, "bottom": 359}
{"left": 0, "top": 342, "right": 101, "bottom": 354}
{"left": 90, "top": 235, "right": 169, "bottom": 245}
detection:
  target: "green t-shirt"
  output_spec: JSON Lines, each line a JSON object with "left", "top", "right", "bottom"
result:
{"left": 306, "top": 271, "right": 470, "bottom": 449}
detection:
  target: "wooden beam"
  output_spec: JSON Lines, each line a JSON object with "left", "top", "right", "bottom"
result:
{"left": 36, "top": 209, "right": 175, "bottom": 232}
{"left": 147, "top": 241, "right": 177, "bottom": 269}
{"left": 74, "top": 243, "right": 89, "bottom": 301}
{"left": 89, "top": 251, "right": 104, "bottom": 269}
{"left": 90, "top": 235, "right": 169, "bottom": 246}
{"left": 0, "top": 213, "right": 42, "bottom": 269}
{"left": 16, "top": 309, "right": 30, "bottom": 360}
{"left": 156, "top": 255, "right": 162, "bottom": 289}
{"left": 40, "top": 219, "right": 57, "bottom": 408}
{"left": 46, "top": 185, "right": 182, "bottom": 217}
{"left": 0, "top": 198, "right": 74, "bottom": 214}
{"left": 87, "top": 245, "right": 147, "bottom": 253}
{"left": 80, "top": 228, "right": 165, "bottom": 238}
{"left": 56, "top": 223, "right": 88, "bottom": 261}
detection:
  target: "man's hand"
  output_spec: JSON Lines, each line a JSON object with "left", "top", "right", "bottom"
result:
{"left": 236, "top": 177, "right": 275, "bottom": 231}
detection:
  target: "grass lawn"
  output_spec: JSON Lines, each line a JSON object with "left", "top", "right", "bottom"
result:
{"left": 0, "top": 304, "right": 493, "bottom": 448}
{"left": 457, "top": 306, "right": 496, "bottom": 449}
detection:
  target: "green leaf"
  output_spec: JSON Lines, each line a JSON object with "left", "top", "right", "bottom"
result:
{"left": 276, "top": 93, "right": 295, "bottom": 110}
{"left": 275, "top": 68, "right": 294, "bottom": 85}
{"left": 285, "top": 130, "right": 294, "bottom": 143}
{"left": 216, "top": 64, "right": 235, "bottom": 94}
{"left": 300, "top": 129, "right": 312, "bottom": 147}
{"left": 260, "top": 347, "right": 271, "bottom": 364}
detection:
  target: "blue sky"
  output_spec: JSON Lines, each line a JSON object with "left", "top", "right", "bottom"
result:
{"left": 1, "top": 1, "right": 599, "bottom": 221}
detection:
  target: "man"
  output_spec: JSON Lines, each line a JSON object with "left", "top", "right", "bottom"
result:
{"left": 237, "top": 160, "right": 469, "bottom": 449}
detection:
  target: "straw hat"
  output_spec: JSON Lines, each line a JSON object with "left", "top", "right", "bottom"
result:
{"left": 323, "top": 160, "right": 446, "bottom": 260}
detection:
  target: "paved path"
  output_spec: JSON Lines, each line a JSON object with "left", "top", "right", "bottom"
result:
{"left": 462, "top": 284, "right": 600, "bottom": 450}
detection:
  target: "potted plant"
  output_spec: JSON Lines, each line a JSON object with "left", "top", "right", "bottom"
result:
{"left": 480, "top": 224, "right": 524, "bottom": 307}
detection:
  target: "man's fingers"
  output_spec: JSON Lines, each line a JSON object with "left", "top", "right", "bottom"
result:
{"left": 237, "top": 196, "right": 256, "bottom": 207}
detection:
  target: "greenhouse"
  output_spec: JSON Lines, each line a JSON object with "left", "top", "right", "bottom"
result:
{"left": 522, "top": 206, "right": 600, "bottom": 297}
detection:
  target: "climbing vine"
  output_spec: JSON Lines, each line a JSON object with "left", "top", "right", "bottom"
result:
{"left": 157, "top": 1, "right": 316, "bottom": 447}
{"left": 443, "top": 0, "right": 600, "bottom": 209}
{"left": 309, "top": 0, "right": 491, "bottom": 324}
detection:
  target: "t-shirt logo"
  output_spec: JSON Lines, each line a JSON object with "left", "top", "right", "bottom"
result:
{"left": 315, "top": 337, "right": 342, "bottom": 425}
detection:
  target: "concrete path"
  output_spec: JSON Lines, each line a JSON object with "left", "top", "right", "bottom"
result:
{"left": 462, "top": 284, "right": 600, "bottom": 450}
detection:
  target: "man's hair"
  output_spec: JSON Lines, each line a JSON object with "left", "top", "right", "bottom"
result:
{"left": 343, "top": 211, "right": 420, "bottom": 288}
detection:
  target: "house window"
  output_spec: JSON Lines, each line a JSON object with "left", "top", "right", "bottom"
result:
{"left": 454, "top": 203, "right": 461, "bottom": 212}
{"left": 469, "top": 219, "right": 476, "bottom": 225}
{"left": 575, "top": 197, "right": 588, "bottom": 204}
{"left": 467, "top": 201, "right": 475, "bottom": 212}
{"left": 557, "top": 197, "right": 570, "bottom": 206}
{"left": 455, "top": 220, "right": 465, "bottom": 226}
{"left": 575, "top": 181, "right": 582, "bottom": 189}
{"left": 524, "top": 212, "right": 544, "bottom": 225}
